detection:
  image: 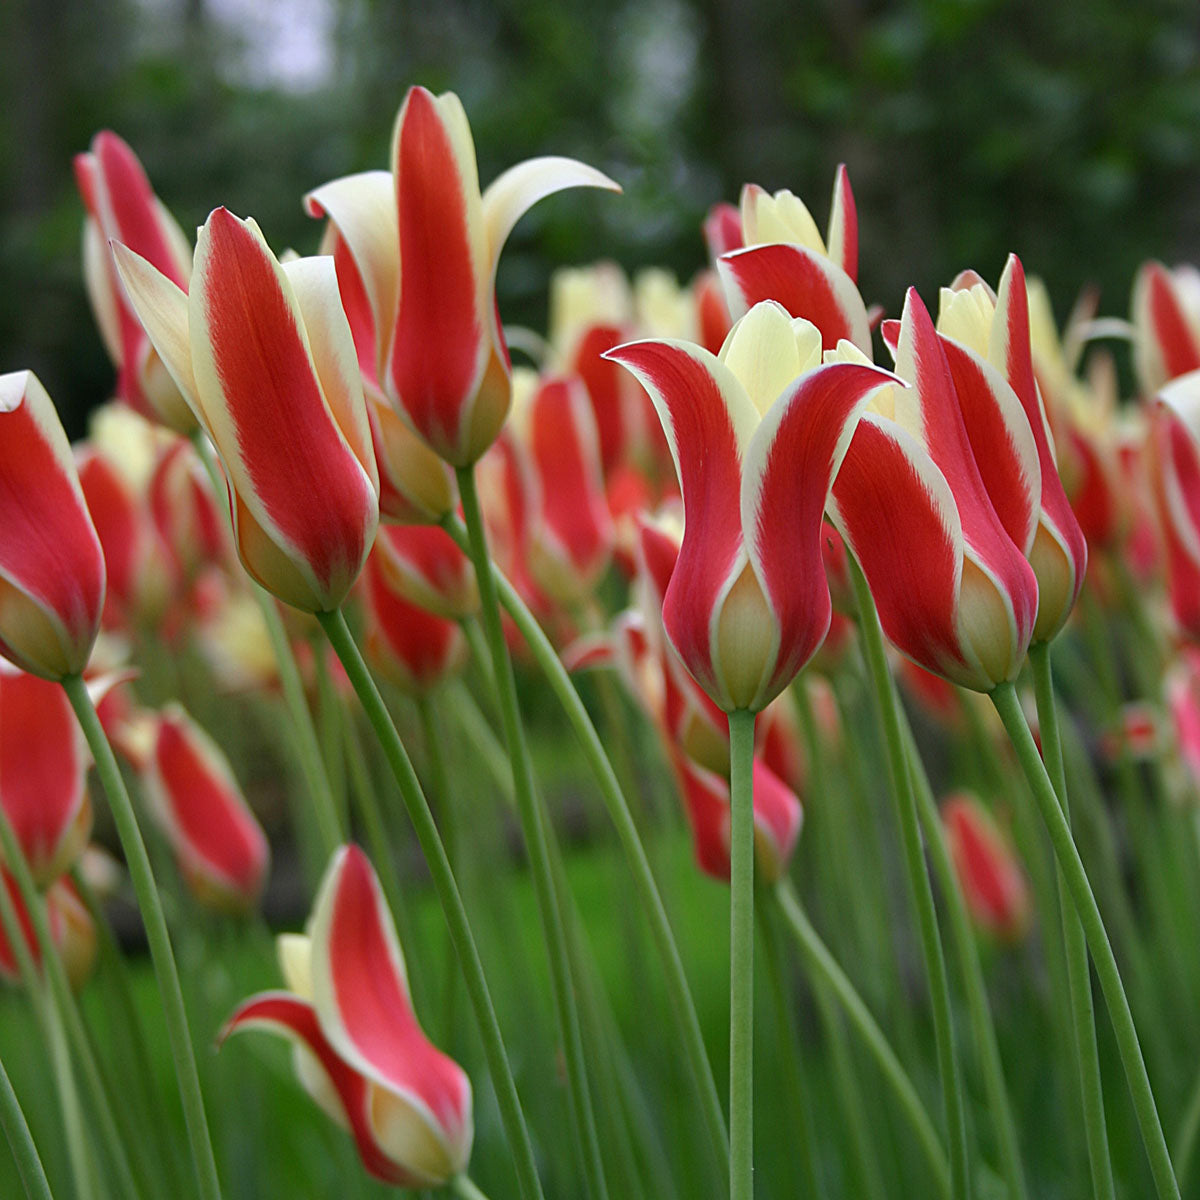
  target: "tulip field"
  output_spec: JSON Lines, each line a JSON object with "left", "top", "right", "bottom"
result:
{"left": 5, "top": 81, "right": 1200, "bottom": 1200}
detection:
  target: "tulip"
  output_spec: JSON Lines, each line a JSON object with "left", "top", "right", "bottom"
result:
{"left": 670, "top": 751, "right": 802, "bottom": 885}
{"left": 371, "top": 524, "right": 478, "bottom": 621}
{"left": 0, "top": 872, "right": 96, "bottom": 989}
{"left": 0, "top": 663, "right": 92, "bottom": 887}
{"left": 606, "top": 300, "right": 891, "bottom": 711}
{"left": 74, "top": 131, "right": 198, "bottom": 434}
{"left": 1147, "top": 390, "right": 1200, "bottom": 641}
{"left": 718, "top": 166, "right": 871, "bottom": 352}
{"left": 937, "top": 255, "right": 1087, "bottom": 641}
{"left": 829, "top": 289, "right": 1039, "bottom": 691}
{"left": 141, "top": 705, "right": 269, "bottom": 913}
{"left": 361, "top": 550, "right": 469, "bottom": 695}
{"left": 147, "top": 437, "right": 228, "bottom": 584}
{"left": 942, "top": 793, "right": 1031, "bottom": 941}
{"left": 308, "top": 86, "right": 619, "bottom": 469}
{"left": 1167, "top": 648, "right": 1200, "bottom": 791}
{"left": 0, "top": 371, "right": 106, "bottom": 680}
{"left": 1132, "top": 261, "right": 1200, "bottom": 395}
{"left": 223, "top": 846, "right": 473, "bottom": 1187}
{"left": 113, "top": 207, "right": 380, "bottom": 613}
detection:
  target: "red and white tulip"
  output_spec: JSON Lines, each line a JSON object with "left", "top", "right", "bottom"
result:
{"left": 942, "top": 793, "right": 1031, "bottom": 941}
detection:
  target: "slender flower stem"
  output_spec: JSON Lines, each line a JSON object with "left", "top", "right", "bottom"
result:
{"left": 61, "top": 673, "right": 222, "bottom": 1200}
{"left": 728, "top": 707, "right": 756, "bottom": 1200}
{"left": 443, "top": 514, "right": 729, "bottom": 1175}
{"left": 454, "top": 465, "right": 608, "bottom": 1200}
{"left": 0, "top": 1057, "right": 53, "bottom": 1200}
{"left": 848, "top": 558, "right": 971, "bottom": 1200}
{"left": 991, "top": 680, "right": 1180, "bottom": 1200}
{"left": 1173, "top": 1061, "right": 1200, "bottom": 1191}
{"left": 774, "top": 881, "right": 952, "bottom": 1199}
{"left": 898, "top": 713, "right": 1029, "bottom": 1200}
{"left": 1029, "top": 641, "right": 1116, "bottom": 1200}
{"left": 314, "top": 608, "right": 544, "bottom": 1200}
{"left": 190, "top": 429, "right": 342, "bottom": 857}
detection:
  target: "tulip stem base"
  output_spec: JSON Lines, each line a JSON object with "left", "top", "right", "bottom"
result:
{"left": 315, "top": 608, "right": 544, "bottom": 1200}
{"left": 62, "top": 673, "right": 222, "bottom": 1200}
{"left": 849, "top": 556, "right": 971, "bottom": 1200}
{"left": 991, "top": 680, "right": 1180, "bottom": 1200}
{"left": 454, "top": 465, "right": 609, "bottom": 1200}
{"left": 728, "top": 707, "right": 756, "bottom": 1200}
{"left": 1029, "top": 641, "right": 1116, "bottom": 1200}
{"left": 442, "top": 513, "right": 730, "bottom": 1177}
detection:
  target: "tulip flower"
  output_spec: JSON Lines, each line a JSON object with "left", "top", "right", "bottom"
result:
{"left": 670, "top": 751, "right": 802, "bottom": 885}
{"left": 937, "top": 255, "right": 1087, "bottom": 640}
{"left": 0, "top": 872, "right": 96, "bottom": 989}
{"left": 1132, "top": 261, "right": 1200, "bottom": 395}
{"left": 141, "top": 705, "right": 269, "bottom": 913}
{"left": 113, "top": 207, "right": 380, "bottom": 613}
{"left": 74, "top": 131, "right": 198, "bottom": 434}
{"left": 829, "top": 290, "right": 1039, "bottom": 691}
{"left": 371, "top": 524, "right": 478, "bottom": 621}
{"left": 1167, "top": 648, "right": 1200, "bottom": 790}
{"left": 223, "top": 846, "right": 473, "bottom": 1187}
{"left": 147, "top": 437, "right": 228, "bottom": 584}
{"left": 0, "top": 663, "right": 92, "bottom": 887}
{"left": 361, "top": 550, "right": 469, "bottom": 695}
{"left": 718, "top": 167, "right": 871, "bottom": 353}
{"left": 307, "top": 86, "right": 619, "bottom": 469}
{"left": 1147, "top": 389, "right": 1200, "bottom": 641}
{"left": 942, "top": 793, "right": 1031, "bottom": 941}
{"left": 0, "top": 371, "right": 106, "bottom": 681}
{"left": 606, "top": 300, "right": 891, "bottom": 711}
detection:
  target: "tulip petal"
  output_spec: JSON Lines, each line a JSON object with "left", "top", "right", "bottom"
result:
{"left": 304, "top": 170, "right": 398, "bottom": 377}
{"left": 826, "top": 164, "right": 858, "bottom": 283}
{"left": 1135, "top": 261, "right": 1200, "bottom": 391}
{"left": 188, "top": 209, "right": 377, "bottom": 611}
{"left": 741, "top": 361, "right": 893, "bottom": 702}
{"left": 308, "top": 847, "right": 472, "bottom": 1156}
{"left": 0, "top": 372, "right": 105, "bottom": 679}
{"left": 221, "top": 993, "right": 412, "bottom": 1185}
{"left": 718, "top": 243, "right": 872, "bottom": 353}
{"left": 481, "top": 156, "right": 621, "bottom": 279}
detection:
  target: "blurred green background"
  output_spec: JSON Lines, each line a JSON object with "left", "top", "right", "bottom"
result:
{"left": 3, "top": 0, "right": 1199, "bottom": 435}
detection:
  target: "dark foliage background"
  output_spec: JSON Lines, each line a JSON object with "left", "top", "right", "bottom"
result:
{"left": 3, "top": 0, "right": 1199, "bottom": 435}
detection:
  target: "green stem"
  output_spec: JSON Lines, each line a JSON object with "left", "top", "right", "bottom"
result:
{"left": 0, "top": 1058, "right": 53, "bottom": 1200}
{"left": 849, "top": 558, "right": 971, "bottom": 1199}
{"left": 45, "top": 988, "right": 97, "bottom": 1200}
{"left": 1173, "top": 1061, "right": 1200, "bottom": 1191}
{"left": 61, "top": 674, "right": 221, "bottom": 1200}
{"left": 443, "top": 514, "right": 729, "bottom": 1176}
{"left": 451, "top": 1177, "right": 493, "bottom": 1200}
{"left": 728, "top": 707, "right": 756, "bottom": 1200}
{"left": 1029, "top": 641, "right": 1116, "bottom": 1200}
{"left": 454, "top": 465, "right": 608, "bottom": 1200}
{"left": 900, "top": 712, "right": 1028, "bottom": 1200}
{"left": 991, "top": 680, "right": 1180, "bottom": 1200}
{"left": 774, "top": 881, "right": 951, "bottom": 1198}
{"left": 314, "top": 608, "right": 543, "bottom": 1200}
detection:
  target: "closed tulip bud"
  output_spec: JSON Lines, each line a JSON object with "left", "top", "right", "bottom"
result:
{"left": 1148, "top": 387, "right": 1200, "bottom": 642}
{"left": 74, "top": 131, "right": 198, "bottom": 434}
{"left": 0, "top": 371, "right": 106, "bottom": 680}
{"left": 942, "top": 793, "right": 1031, "bottom": 941}
{"left": 223, "top": 846, "right": 473, "bottom": 1186}
{"left": 372, "top": 525, "right": 478, "bottom": 621}
{"left": 147, "top": 438, "right": 228, "bottom": 583}
{"left": 361, "top": 552, "right": 469, "bottom": 696}
{"left": 608, "top": 301, "right": 892, "bottom": 711}
{"left": 1167, "top": 649, "right": 1200, "bottom": 790}
{"left": 142, "top": 705, "right": 269, "bottom": 913}
{"left": 0, "top": 664, "right": 92, "bottom": 886}
{"left": 1132, "top": 261, "right": 1200, "bottom": 395}
{"left": 113, "top": 208, "right": 380, "bottom": 612}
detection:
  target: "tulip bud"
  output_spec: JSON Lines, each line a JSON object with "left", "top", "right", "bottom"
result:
{"left": 0, "top": 371, "right": 106, "bottom": 680}
{"left": 942, "top": 793, "right": 1031, "bottom": 941}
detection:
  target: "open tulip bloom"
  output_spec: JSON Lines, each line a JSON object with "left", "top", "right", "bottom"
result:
{"left": 113, "top": 207, "right": 380, "bottom": 613}
{"left": 606, "top": 299, "right": 893, "bottom": 713}
{"left": 223, "top": 845, "right": 473, "bottom": 1188}
{"left": 305, "top": 85, "right": 619, "bottom": 469}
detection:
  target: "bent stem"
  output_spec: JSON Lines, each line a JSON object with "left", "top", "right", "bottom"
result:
{"left": 1028, "top": 641, "right": 1116, "bottom": 1200}
{"left": 991, "top": 680, "right": 1180, "bottom": 1200}
{"left": 728, "top": 708, "right": 756, "bottom": 1200}
{"left": 454, "top": 464, "right": 609, "bottom": 1200}
{"left": 0, "top": 1058, "right": 53, "bottom": 1200}
{"left": 849, "top": 557, "right": 971, "bottom": 1200}
{"left": 774, "top": 880, "right": 952, "bottom": 1199}
{"left": 314, "top": 608, "right": 543, "bottom": 1200}
{"left": 443, "top": 514, "right": 729, "bottom": 1176}
{"left": 61, "top": 673, "right": 222, "bottom": 1200}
